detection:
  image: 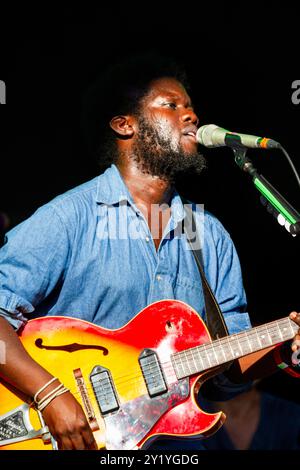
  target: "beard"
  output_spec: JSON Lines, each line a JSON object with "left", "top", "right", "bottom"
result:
{"left": 130, "top": 116, "right": 207, "bottom": 183}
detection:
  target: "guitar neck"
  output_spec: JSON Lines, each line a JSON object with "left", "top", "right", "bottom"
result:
{"left": 172, "top": 316, "right": 298, "bottom": 379}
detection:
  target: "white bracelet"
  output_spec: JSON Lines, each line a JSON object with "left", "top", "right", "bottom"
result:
{"left": 36, "top": 383, "right": 65, "bottom": 408}
{"left": 37, "top": 386, "right": 70, "bottom": 412}
{"left": 34, "top": 377, "right": 58, "bottom": 403}
{"left": 33, "top": 377, "right": 70, "bottom": 412}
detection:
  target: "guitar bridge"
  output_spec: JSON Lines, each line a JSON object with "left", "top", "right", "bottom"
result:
{"left": 0, "top": 403, "right": 52, "bottom": 447}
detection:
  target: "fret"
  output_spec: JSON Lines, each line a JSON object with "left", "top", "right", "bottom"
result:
{"left": 221, "top": 338, "right": 234, "bottom": 362}
{"left": 202, "top": 345, "right": 219, "bottom": 368}
{"left": 182, "top": 350, "right": 192, "bottom": 376}
{"left": 278, "top": 319, "right": 294, "bottom": 341}
{"left": 211, "top": 344, "right": 220, "bottom": 365}
{"left": 266, "top": 322, "right": 288, "bottom": 345}
{"left": 255, "top": 325, "right": 272, "bottom": 348}
{"left": 199, "top": 348, "right": 212, "bottom": 370}
{"left": 228, "top": 337, "right": 243, "bottom": 358}
{"left": 247, "top": 329, "right": 261, "bottom": 351}
{"left": 287, "top": 319, "right": 298, "bottom": 337}
{"left": 245, "top": 331, "right": 253, "bottom": 353}
{"left": 224, "top": 336, "right": 235, "bottom": 361}
{"left": 275, "top": 322, "right": 284, "bottom": 342}
{"left": 236, "top": 331, "right": 252, "bottom": 355}
{"left": 267, "top": 324, "right": 282, "bottom": 344}
{"left": 190, "top": 350, "right": 199, "bottom": 374}
{"left": 184, "top": 349, "right": 198, "bottom": 375}
{"left": 265, "top": 325, "right": 273, "bottom": 345}
{"left": 211, "top": 341, "right": 227, "bottom": 364}
{"left": 172, "top": 316, "right": 297, "bottom": 380}
{"left": 216, "top": 338, "right": 234, "bottom": 363}
{"left": 174, "top": 352, "right": 185, "bottom": 379}
{"left": 219, "top": 342, "right": 229, "bottom": 363}
{"left": 196, "top": 346, "right": 205, "bottom": 372}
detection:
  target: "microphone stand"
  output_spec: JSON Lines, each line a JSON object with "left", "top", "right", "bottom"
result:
{"left": 232, "top": 147, "right": 300, "bottom": 237}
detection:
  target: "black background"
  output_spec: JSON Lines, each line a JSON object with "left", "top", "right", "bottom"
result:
{"left": 0, "top": 4, "right": 299, "bottom": 401}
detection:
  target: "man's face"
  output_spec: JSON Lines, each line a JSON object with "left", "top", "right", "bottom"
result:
{"left": 141, "top": 77, "right": 199, "bottom": 153}
{"left": 132, "top": 77, "right": 206, "bottom": 181}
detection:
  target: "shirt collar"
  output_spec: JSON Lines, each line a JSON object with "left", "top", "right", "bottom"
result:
{"left": 96, "top": 164, "right": 135, "bottom": 206}
{"left": 95, "top": 164, "right": 185, "bottom": 224}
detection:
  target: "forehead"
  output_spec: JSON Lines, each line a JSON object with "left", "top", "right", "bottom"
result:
{"left": 145, "top": 77, "right": 190, "bottom": 101}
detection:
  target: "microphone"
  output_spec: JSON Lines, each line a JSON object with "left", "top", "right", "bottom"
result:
{"left": 196, "top": 124, "right": 281, "bottom": 149}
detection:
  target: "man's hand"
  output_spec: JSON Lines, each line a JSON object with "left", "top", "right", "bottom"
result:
{"left": 41, "top": 392, "right": 98, "bottom": 450}
{"left": 289, "top": 311, "right": 300, "bottom": 365}
{"left": 0, "top": 317, "right": 99, "bottom": 450}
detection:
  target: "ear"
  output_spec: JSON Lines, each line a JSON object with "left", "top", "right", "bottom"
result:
{"left": 109, "top": 115, "right": 134, "bottom": 138}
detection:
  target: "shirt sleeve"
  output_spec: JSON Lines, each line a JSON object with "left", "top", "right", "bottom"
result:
{"left": 0, "top": 307, "right": 28, "bottom": 331}
{"left": 0, "top": 204, "right": 70, "bottom": 330}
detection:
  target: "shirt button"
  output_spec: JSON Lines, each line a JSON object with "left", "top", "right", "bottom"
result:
{"left": 145, "top": 236, "right": 150, "bottom": 242}
{"left": 156, "top": 275, "right": 162, "bottom": 281}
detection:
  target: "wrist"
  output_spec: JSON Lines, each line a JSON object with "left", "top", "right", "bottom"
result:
{"left": 33, "top": 377, "right": 59, "bottom": 401}
{"left": 33, "top": 377, "right": 69, "bottom": 412}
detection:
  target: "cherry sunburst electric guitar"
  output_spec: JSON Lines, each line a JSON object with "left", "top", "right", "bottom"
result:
{"left": 0, "top": 299, "right": 297, "bottom": 450}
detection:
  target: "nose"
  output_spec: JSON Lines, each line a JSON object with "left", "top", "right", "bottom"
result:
{"left": 181, "top": 108, "right": 199, "bottom": 127}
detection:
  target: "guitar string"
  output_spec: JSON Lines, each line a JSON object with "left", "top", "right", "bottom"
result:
{"left": 49, "top": 320, "right": 292, "bottom": 402}
{"left": 35, "top": 317, "right": 293, "bottom": 394}
{"left": 75, "top": 318, "right": 293, "bottom": 392}
{"left": 96, "top": 318, "right": 294, "bottom": 387}
{"left": 170, "top": 321, "right": 293, "bottom": 376}
{"left": 171, "top": 318, "right": 293, "bottom": 362}
{"left": 176, "top": 321, "right": 292, "bottom": 360}
{"left": 25, "top": 318, "right": 294, "bottom": 406}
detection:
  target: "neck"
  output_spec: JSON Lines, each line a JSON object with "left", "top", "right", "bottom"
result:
{"left": 116, "top": 159, "right": 174, "bottom": 207}
{"left": 172, "top": 316, "right": 298, "bottom": 380}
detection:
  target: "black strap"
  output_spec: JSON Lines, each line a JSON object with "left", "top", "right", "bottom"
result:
{"left": 181, "top": 199, "right": 229, "bottom": 340}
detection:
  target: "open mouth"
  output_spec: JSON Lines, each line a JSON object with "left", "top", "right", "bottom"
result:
{"left": 183, "top": 132, "right": 197, "bottom": 142}
{"left": 182, "top": 126, "right": 197, "bottom": 142}
{"left": 184, "top": 132, "right": 196, "bottom": 140}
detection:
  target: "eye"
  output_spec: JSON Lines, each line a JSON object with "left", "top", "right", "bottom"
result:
{"left": 164, "top": 102, "right": 177, "bottom": 110}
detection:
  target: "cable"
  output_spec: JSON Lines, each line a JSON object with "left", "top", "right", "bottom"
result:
{"left": 279, "top": 144, "right": 300, "bottom": 192}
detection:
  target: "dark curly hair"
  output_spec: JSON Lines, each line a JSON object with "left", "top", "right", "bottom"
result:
{"left": 81, "top": 51, "right": 191, "bottom": 170}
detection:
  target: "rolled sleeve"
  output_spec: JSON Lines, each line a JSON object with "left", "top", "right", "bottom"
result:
{"left": 0, "top": 204, "right": 70, "bottom": 323}
{"left": 0, "top": 307, "right": 28, "bottom": 331}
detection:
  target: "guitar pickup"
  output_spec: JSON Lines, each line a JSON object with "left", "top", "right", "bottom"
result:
{"left": 139, "top": 349, "right": 168, "bottom": 397}
{"left": 90, "top": 366, "right": 119, "bottom": 416}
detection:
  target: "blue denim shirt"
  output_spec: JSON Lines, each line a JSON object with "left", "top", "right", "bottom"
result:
{"left": 0, "top": 164, "right": 252, "bottom": 448}
{"left": 0, "top": 164, "right": 251, "bottom": 332}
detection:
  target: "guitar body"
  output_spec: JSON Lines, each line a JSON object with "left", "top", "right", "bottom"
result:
{"left": 0, "top": 300, "right": 225, "bottom": 450}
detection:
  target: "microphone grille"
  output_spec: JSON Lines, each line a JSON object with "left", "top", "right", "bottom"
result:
{"left": 196, "top": 124, "right": 220, "bottom": 147}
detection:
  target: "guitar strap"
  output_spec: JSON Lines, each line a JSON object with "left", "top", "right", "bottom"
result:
{"left": 181, "top": 198, "right": 229, "bottom": 340}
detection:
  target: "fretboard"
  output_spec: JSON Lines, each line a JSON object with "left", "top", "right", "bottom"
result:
{"left": 171, "top": 317, "right": 298, "bottom": 380}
